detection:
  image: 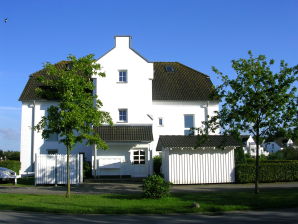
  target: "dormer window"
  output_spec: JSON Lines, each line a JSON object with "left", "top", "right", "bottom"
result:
{"left": 119, "top": 70, "right": 127, "bottom": 82}
{"left": 165, "top": 66, "right": 174, "bottom": 72}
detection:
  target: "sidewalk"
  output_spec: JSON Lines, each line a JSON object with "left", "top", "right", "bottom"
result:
{"left": 0, "top": 182, "right": 297, "bottom": 195}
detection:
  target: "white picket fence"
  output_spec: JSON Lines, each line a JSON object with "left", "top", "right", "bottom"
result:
{"left": 35, "top": 154, "right": 83, "bottom": 185}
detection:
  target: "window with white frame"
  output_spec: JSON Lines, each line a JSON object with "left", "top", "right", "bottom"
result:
{"left": 132, "top": 150, "right": 145, "bottom": 164}
{"left": 184, "top": 114, "right": 194, "bottom": 136}
{"left": 119, "top": 70, "right": 127, "bottom": 82}
{"left": 158, "top": 117, "right": 163, "bottom": 126}
{"left": 119, "top": 109, "right": 128, "bottom": 122}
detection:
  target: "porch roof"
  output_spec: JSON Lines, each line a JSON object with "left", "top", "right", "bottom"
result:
{"left": 156, "top": 135, "right": 241, "bottom": 151}
{"left": 94, "top": 125, "right": 153, "bottom": 142}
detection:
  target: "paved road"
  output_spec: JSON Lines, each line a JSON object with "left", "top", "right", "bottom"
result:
{"left": 0, "top": 209, "right": 297, "bottom": 224}
{"left": 0, "top": 182, "right": 297, "bottom": 195}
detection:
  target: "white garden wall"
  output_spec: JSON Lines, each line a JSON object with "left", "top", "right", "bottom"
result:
{"left": 35, "top": 154, "right": 83, "bottom": 185}
{"left": 162, "top": 148, "right": 235, "bottom": 184}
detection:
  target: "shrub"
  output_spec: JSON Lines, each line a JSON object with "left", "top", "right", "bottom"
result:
{"left": 143, "top": 174, "right": 170, "bottom": 199}
{"left": 236, "top": 161, "right": 298, "bottom": 183}
{"left": 83, "top": 160, "right": 92, "bottom": 179}
{"left": 235, "top": 147, "right": 246, "bottom": 164}
{"left": 0, "top": 160, "right": 21, "bottom": 174}
{"left": 153, "top": 155, "right": 162, "bottom": 175}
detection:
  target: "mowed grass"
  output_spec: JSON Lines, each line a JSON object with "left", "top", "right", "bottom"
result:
{"left": 0, "top": 188, "right": 297, "bottom": 214}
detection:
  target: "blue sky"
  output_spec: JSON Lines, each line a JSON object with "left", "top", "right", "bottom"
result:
{"left": 0, "top": 0, "right": 297, "bottom": 151}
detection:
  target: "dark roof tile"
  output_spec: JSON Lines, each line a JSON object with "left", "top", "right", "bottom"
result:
{"left": 152, "top": 62, "right": 214, "bottom": 101}
{"left": 19, "top": 61, "right": 215, "bottom": 102}
{"left": 94, "top": 125, "right": 153, "bottom": 142}
{"left": 156, "top": 135, "right": 241, "bottom": 151}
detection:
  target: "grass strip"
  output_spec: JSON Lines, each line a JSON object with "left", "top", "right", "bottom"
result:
{"left": 0, "top": 188, "right": 297, "bottom": 214}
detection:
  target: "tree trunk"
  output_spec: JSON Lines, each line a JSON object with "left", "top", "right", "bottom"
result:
{"left": 255, "top": 132, "right": 260, "bottom": 194}
{"left": 66, "top": 146, "right": 71, "bottom": 198}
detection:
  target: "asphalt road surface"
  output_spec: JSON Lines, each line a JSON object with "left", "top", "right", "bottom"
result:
{"left": 0, "top": 209, "right": 297, "bottom": 224}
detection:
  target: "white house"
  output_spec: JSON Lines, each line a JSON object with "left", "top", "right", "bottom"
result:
{"left": 263, "top": 138, "right": 296, "bottom": 153}
{"left": 19, "top": 36, "right": 239, "bottom": 183}
{"left": 241, "top": 135, "right": 269, "bottom": 156}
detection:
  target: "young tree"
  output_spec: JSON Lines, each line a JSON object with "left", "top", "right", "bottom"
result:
{"left": 204, "top": 51, "right": 297, "bottom": 193}
{"left": 34, "top": 54, "right": 112, "bottom": 197}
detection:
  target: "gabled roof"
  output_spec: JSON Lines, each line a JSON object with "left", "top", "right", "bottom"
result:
{"left": 19, "top": 60, "right": 215, "bottom": 102}
{"left": 94, "top": 125, "right": 153, "bottom": 142}
{"left": 156, "top": 135, "right": 241, "bottom": 151}
{"left": 153, "top": 62, "right": 214, "bottom": 101}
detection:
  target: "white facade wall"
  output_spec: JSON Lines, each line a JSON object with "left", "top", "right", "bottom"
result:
{"left": 162, "top": 148, "right": 235, "bottom": 184}
{"left": 20, "top": 101, "right": 92, "bottom": 174}
{"left": 93, "top": 143, "right": 151, "bottom": 177}
{"left": 152, "top": 101, "right": 219, "bottom": 155}
{"left": 95, "top": 36, "right": 154, "bottom": 125}
{"left": 243, "top": 136, "right": 269, "bottom": 156}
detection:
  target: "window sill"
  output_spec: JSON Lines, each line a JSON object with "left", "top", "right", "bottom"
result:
{"left": 116, "top": 82, "right": 128, "bottom": 84}
{"left": 117, "top": 121, "right": 128, "bottom": 123}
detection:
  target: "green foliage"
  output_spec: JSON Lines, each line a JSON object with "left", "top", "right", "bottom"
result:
{"left": 143, "top": 174, "right": 170, "bottom": 199}
{"left": 234, "top": 147, "right": 246, "bottom": 164}
{"left": 199, "top": 51, "right": 297, "bottom": 192}
{"left": 34, "top": 54, "right": 112, "bottom": 197}
{"left": 268, "top": 147, "right": 298, "bottom": 160}
{"left": 0, "top": 150, "right": 20, "bottom": 161}
{"left": 153, "top": 156, "right": 162, "bottom": 175}
{"left": 0, "top": 160, "right": 21, "bottom": 174}
{"left": 83, "top": 160, "right": 92, "bottom": 179}
{"left": 34, "top": 54, "right": 112, "bottom": 150}
{"left": 209, "top": 51, "right": 297, "bottom": 140}
{"left": 236, "top": 161, "right": 298, "bottom": 183}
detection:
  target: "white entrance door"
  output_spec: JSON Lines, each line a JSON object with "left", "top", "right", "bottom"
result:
{"left": 131, "top": 149, "right": 148, "bottom": 177}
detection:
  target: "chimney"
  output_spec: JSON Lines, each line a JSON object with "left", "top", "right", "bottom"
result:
{"left": 115, "top": 36, "right": 131, "bottom": 49}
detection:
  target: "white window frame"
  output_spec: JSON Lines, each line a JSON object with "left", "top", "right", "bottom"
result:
{"left": 184, "top": 114, "right": 195, "bottom": 136}
{"left": 118, "top": 108, "right": 128, "bottom": 123}
{"left": 131, "top": 149, "right": 146, "bottom": 165}
{"left": 118, "top": 70, "right": 128, "bottom": 83}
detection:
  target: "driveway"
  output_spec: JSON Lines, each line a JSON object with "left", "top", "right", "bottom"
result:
{"left": 0, "top": 181, "right": 297, "bottom": 195}
{"left": 0, "top": 209, "right": 297, "bottom": 224}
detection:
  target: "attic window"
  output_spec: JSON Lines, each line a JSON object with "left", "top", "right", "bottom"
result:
{"left": 165, "top": 66, "right": 174, "bottom": 72}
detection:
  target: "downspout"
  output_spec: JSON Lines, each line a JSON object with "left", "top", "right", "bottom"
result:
{"left": 30, "top": 100, "right": 36, "bottom": 172}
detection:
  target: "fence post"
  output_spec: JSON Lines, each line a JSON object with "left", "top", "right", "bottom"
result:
{"left": 34, "top": 154, "right": 37, "bottom": 186}
{"left": 55, "top": 154, "right": 58, "bottom": 186}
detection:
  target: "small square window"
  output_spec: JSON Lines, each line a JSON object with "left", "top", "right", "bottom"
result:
{"left": 119, "top": 70, "right": 127, "bottom": 82}
{"left": 132, "top": 150, "right": 145, "bottom": 164}
{"left": 158, "top": 118, "right": 163, "bottom": 126}
{"left": 119, "top": 109, "right": 128, "bottom": 122}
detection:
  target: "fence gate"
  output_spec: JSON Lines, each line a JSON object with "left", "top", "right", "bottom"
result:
{"left": 35, "top": 154, "right": 83, "bottom": 185}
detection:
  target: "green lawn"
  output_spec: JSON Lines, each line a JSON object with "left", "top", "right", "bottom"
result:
{"left": 0, "top": 188, "right": 297, "bottom": 214}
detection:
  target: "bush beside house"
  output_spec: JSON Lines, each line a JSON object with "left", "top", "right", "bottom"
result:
{"left": 143, "top": 174, "right": 170, "bottom": 199}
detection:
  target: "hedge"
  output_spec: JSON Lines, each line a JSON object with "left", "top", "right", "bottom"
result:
{"left": 0, "top": 160, "right": 21, "bottom": 174}
{"left": 236, "top": 161, "right": 298, "bottom": 183}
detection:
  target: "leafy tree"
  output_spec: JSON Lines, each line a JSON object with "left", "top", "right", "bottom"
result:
{"left": 34, "top": 54, "right": 112, "bottom": 197}
{"left": 202, "top": 51, "right": 297, "bottom": 193}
